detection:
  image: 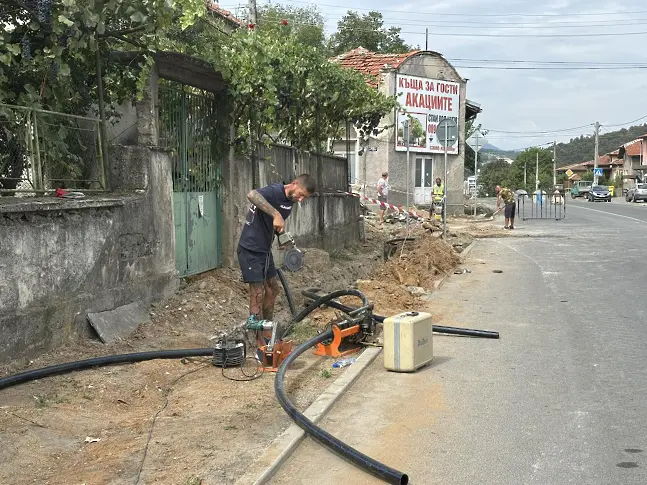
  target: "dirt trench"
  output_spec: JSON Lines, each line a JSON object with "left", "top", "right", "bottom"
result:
{"left": 0, "top": 222, "right": 471, "bottom": 485}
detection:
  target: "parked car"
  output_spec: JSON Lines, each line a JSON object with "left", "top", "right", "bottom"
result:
{"left": 588, "top": 185, "right": 611, "bottom": 202}
{"left": 625, "top": 183, "right": 647, "bottom": 202}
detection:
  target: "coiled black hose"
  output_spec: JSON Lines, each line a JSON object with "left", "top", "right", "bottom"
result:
{"left": 280, "top": 288, "right": 370, "bottom": 339}
{"left": 0, "top": 348, "right": 215, "bottom": 391}
{"left": 276, "top": 268, "right": 296, "bottom": 317}
{"left": 301, "top": 288, "right": 499, "bottom": 339}
{"left": 275, "top": 330, "right": 409, "bottom": 485}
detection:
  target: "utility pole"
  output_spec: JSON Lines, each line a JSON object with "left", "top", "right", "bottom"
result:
{"left": 524, "top": 161, "right": 527, "bottom": 190}
{"left": 474, "top": 131, "right": 479, "bottom": 217}
{"left": 247, "top": 0, "right": 257, "bottom": 24}
{"left": 594, "top": 121, "right": 600, "bottom": 185}
{"left": 535, "top": 151, "right": 539, "bottom": 191}
{"left": 405, "top": 119, "right": 410, "bottom": 231}
{"left": 425, "top": 29, "right": 429, "bottom": 50}
{"left": 553, "top": 141, "right": 557, "bottom": 186}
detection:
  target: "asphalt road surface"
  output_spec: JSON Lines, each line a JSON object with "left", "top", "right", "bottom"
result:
{"left": 269, "top": 198, "right": 647, "bottom": 485}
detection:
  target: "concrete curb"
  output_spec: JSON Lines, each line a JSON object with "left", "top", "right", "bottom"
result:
{"left": 234, "top": 347, "right": 383, "bottom": 485}
{"left": 432, "top": 239, "right": 477, "bottom": 291}
{"left": 459, "top": 239, "right": 477, "bottom": 259}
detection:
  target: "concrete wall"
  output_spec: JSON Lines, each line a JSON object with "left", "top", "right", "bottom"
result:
{"left": 365, "top": 52, "right": 467, "bottom": 213}
{"left": 220, "top": 144, "right": 361, "bottom": 268}
{"left": 0, "top": 146, "right": 178, "bottom": 363}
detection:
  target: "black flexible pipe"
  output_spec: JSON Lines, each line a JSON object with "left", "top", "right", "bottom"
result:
{"left": 0, "top": 348, "right": 214, "bottom": 391}
{"left": 281, "top": 289, "right": 370, "bottom": 339}
{"left": 275, "top": 331, "right": 409, "bottom": 485}
{"left": 276, "top": 268, "right": 297, "bottom": 317}
{"left": 301, "top": 288, "right": 499, "bottom": 339}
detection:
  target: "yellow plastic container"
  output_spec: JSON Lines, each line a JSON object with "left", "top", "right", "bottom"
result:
{"left": 383, "top": 311, "right": 434, "bottom": 372}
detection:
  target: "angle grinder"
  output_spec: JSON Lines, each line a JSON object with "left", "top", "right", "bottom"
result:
{"left": 277, "top": 231, "right": 303, "bottom": 272}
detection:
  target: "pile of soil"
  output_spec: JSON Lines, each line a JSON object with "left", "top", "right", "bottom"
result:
{"left": 376, "top": 235, "right": 462, "bottom": 289}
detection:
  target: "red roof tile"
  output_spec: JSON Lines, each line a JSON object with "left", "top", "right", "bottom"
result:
{"left": 207, "top": 1, "right": 244, "bottom": 26}
{"left": 625, "top": 139, "right": 642, "bottom": 157}
{"left": 331, "top": 47, "right": 420, "bottom": 86}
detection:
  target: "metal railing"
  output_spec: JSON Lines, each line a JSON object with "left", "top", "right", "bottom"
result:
{"left": 0, "top": 103, "right": 107, "bottom": 194}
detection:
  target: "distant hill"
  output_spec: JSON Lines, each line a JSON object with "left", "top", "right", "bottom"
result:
{"left": 556, "top": 124, "right": 647, "bottom": 167}
{"left": 482, "top": 142, "right": 501, "bottom": 151}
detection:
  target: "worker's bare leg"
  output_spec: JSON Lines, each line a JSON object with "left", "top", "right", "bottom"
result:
{"left": 509, "top": 216, "right": 515, "bottom": 229}
{"left": 504, "top": 217, "right": 510, "bottom": 228}
{"left": 262, "top": 277, "right": 280, "bottom": 321}
{"left": 379, "top": 208, "right": 385, "bottom": 224}
{"left": 249, "top": 283, "right": 264, "bottom": 318}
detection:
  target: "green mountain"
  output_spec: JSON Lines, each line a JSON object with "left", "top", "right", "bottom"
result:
{"left": 555, "top": 124, "right": 647, "bottom": 167}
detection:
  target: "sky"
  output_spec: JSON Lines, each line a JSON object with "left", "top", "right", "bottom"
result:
{"left": 223, "top": 0, "right": 647, "bottom": 150}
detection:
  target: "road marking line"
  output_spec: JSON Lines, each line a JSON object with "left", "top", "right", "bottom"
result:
{"left": 568, "top": 204, "right": 647, "bottom": 224}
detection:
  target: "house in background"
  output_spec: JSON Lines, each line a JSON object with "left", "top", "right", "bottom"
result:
{"left": 330, "top": 47, "right": 482, "bottom": 212}
{"left": 206, "top": 1, "right": 244, "bottom": 31}
{"left": 619, "top": 136, "right": 646, "bottom": 185}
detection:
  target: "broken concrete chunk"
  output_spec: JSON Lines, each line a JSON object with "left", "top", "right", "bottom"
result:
{"left": 87, "top": 301, "right": 150, "bottom": 344}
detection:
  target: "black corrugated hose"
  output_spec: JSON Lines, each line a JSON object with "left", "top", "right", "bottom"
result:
{"left": 280, "top": 288, "right": 370, "bottom": 339}
{"left": 275, "top": 330, "right": 409, "bottom": 485}
{"left": 276, "top": 268, "right": 296, "bottom": 317}
{"left": 0, "top": 348, "right": 215, "bottom": 391}
{"left": 302, "top": 288, "right": 500, "bottom": 339}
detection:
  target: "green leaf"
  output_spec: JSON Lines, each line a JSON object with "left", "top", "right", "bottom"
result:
{"left": 6, "top": 44, "right": 20, "bottom": 56}
{"left": 58, "top": 15, "right": 75, "bottom": 27}
{"left": 130, "top": 11, "right": 147, "bottom": 23}
{"left": 59, "top": 63, "right": 71, "bottom": 77}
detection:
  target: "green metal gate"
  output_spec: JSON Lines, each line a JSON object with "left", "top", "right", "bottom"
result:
{"left": 159, "top": 85, "right": 223, "bottom": 277}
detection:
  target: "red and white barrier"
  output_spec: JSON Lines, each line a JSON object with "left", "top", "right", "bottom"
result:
{"left": 328, "top": 189, "right": 430, "bottom": 220}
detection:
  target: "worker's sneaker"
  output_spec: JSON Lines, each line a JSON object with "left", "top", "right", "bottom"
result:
{"left": 503, "top": 225, "right": 509, "bottom": 229}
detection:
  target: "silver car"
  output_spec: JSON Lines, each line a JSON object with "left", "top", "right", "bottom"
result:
{"left": 626, "top": 183, "right": 647, "bottom": 202}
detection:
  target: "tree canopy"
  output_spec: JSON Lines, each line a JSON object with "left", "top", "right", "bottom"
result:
{"left": 257, "top": 4, "right": 326, "bottom": 52}
{"left": 478, "top": 147, "right": 555, "bottom": 195}
{"left": 0, "top": 1, "right": 399, "bottom": 161}
{"left": 328, "top": 11, "right": 413, "bottom": 56}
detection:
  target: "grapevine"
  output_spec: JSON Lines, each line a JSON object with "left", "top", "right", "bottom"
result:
{"left": 36, "top": 0, "right": 52, "bottom": 25}
{"left": 21, "top": 36, "right": 31, "bottom": 60}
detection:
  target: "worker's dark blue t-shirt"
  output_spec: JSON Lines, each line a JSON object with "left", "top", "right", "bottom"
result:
{"left": 238, "top": 183, "right": 293, "bottom": 254}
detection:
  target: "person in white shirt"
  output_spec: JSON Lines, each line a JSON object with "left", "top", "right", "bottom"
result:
{"left": 377, "top": 172, "right": 389, "bottom": 224}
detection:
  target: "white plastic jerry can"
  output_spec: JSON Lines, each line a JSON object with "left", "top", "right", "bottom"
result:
{"left": 383, "top": 311, "right": 434, "bottom": 372}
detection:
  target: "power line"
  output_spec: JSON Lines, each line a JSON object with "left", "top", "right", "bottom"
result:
{"left": 253, "top": 14, "right": 647, "bottom": 37}
{"left": 454, "top": 65, "right": 647, "bottom": 70}
{"left": 602, "top": 113, "right": 647, "bottom": 128}
{"left": 485, "top": 114, "right": 647, "bottom": 138}
{"left": 257, "top": 12, "right": 647, "bottom": 29}
{"left": 261, "top": 1, "right": 647, "bottom": 19}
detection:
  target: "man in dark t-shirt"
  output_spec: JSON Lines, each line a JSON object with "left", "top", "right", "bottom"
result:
{"left": 237, "top": 174, "right": 316, "bottom": 327}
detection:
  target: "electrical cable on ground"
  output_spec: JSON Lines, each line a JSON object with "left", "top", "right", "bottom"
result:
{"left": 134, "top": 363, "right": 210, "bottom": 485}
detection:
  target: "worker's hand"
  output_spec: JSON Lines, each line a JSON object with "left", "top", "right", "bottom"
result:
{"left": 273, "top": 213, "right": 285, "bottom": 233}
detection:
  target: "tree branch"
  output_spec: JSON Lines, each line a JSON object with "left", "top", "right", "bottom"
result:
{"left": 101, "top": 25, "right": 149, "bottom": 37}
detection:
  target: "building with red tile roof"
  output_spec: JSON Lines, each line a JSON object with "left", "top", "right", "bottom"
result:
{"left": 206, "top": 1, "right": 244, "bottom": 29}
{"left": 329, "top": 47, "right": 482, "bottom": 212}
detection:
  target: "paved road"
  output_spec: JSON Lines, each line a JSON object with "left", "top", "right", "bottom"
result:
{"left": 270, "top": 199, "right": 647, "bottom": 485}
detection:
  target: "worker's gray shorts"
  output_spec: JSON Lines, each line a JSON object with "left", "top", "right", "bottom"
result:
{"left": 504, "top": 202, "right": 516, "bottom": 218}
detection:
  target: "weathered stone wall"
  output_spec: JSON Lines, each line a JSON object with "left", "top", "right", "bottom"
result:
{"left": 0, "top": 146, "right": 178, "bottom": 363}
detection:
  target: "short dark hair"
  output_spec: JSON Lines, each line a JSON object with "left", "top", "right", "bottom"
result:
{"left": 295, "top": 174, "right": 316, "bottom": 194}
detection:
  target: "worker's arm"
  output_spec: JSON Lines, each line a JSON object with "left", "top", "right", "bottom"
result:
{"left": 377, "top": 181, "right": 383, "bottom": 196}
{"left": 496, "top": 193, "right": 501, "bottom": 209}
{"left": 248, "top": 189, "right": 285, "bottom": 232}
